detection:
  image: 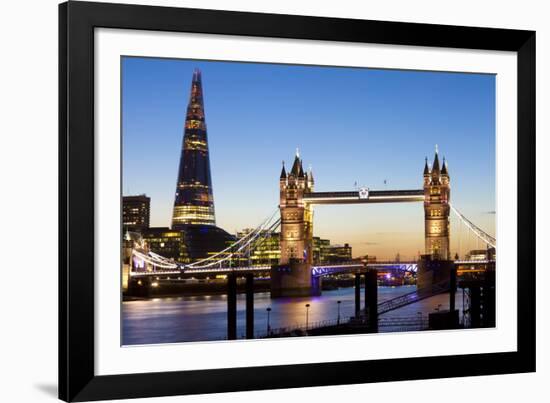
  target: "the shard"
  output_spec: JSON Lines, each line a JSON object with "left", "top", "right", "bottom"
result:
{"left": 172, "top": 69, "right": 216, "bottom": 228}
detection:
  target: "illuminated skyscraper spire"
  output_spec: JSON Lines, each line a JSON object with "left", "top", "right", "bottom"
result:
{"left": 172, "top": 69, "right": 216, "bottom": 228}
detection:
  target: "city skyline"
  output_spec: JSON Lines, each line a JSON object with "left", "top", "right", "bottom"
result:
{"left": 122, "top": 57, "right": 496, "bottom": 260}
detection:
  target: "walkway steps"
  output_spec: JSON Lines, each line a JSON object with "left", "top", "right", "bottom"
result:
{"left": 375, "top": 281, "right": 451, "bottom": 315}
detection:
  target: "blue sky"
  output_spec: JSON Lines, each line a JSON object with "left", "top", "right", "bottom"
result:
{"left": 122, "top": 57, "right": 495, "bottom": 260}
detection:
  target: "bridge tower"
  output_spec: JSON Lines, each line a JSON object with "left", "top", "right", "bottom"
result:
{"left": 423, "top": 146, "right": 451, "bottom": 260}
{"left": 279, "top": 150, "right": 314, "bottom": 265}
{"left": 272, "top": 150, "right": 316, "bottom": 297}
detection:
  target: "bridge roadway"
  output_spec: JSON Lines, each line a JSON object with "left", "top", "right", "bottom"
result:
{"left": 129, "top": 259, "right": 491, "bottom": 278}
{"left": 129, "top": 261, "right": 419, "bottom": 278}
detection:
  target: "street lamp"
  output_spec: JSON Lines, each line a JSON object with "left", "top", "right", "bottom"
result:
{"left": 266, "top": 307, "right": 272, "bottom": 335}
{"left": 305, "top": 303, "right": 311, "bottom": 332}
{"left": 337, "top": 300, "right": 342, "bottom": 326}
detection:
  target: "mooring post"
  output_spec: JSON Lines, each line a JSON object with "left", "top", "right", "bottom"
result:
{"left": 354, "top": 272, "right": 361, "bottom": 318}
{"left": 450, "top": 265, "right": 457, "bottom": 313}
{"left": 364, "top": 272, "right": 369, "bottom": 311}
{"left": 366, "top": 269, "right": 378, "bottom": 332}
{"left": 469, "top": 286, "right": 481, "bottom": 328}
{"left": 227, "top": 273, "right": 237, "bottom": 340}
{"left": 482, "top": 269, "right": 496, "bottom": 327}
{"left": 245, "top": 273, "right": 254, "bottom": 339}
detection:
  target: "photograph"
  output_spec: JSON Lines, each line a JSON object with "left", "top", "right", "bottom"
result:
{"left": 121, "top": 57, "right": 497, "bottom": 345}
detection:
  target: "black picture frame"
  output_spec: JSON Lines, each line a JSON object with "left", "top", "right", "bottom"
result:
{"left": 59, "top": 1, "right": 536, "bottom": 401}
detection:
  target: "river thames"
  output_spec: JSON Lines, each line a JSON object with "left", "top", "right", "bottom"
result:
{"left": 122, "top": 286, "right": 466, "bottom": 345}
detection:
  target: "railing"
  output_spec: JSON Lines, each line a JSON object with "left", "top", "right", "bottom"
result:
{"left": 311, "top": 262, "right": 364, "bottom": 277}
{"left": 256, "top": 315, "right": 432, "bottom": 338}
{"left": 377, "top": 280, "right": 450, "bottom": 315}
{"left": 257, "top": 317, "right": 351, "bottom": 338}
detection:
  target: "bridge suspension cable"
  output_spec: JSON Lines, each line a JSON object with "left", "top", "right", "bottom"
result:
{"left": 131, "top": 249, "right": 180, "bottom": 270}
{"left": 131, "top": 208, "right": 281, "bottom": 272}
{"left": 449, "top": 204, "right": 496, "bottom": 249}
{"left": 189, "top": 217, "right": 281, "bottom": 269}
{"left": 186, "top": 208, "right": 280, "bottom": 268}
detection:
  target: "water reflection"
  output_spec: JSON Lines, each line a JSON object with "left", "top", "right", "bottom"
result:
{"left": 122, "top": 286, "right": 465, "bottom": 345}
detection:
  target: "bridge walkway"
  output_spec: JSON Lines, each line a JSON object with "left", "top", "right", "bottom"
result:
{"left": 360, "top": 280, "right": 451, "bottom": 317}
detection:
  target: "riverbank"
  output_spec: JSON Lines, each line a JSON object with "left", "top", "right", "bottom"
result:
{"left": 123, "top": 277, "right": 415, "bottom": 300}
{"left": 123, "top": 279, "right": 271, "bottom": 300}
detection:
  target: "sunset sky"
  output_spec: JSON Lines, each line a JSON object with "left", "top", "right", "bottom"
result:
{"left": 122, "top": 57, "right": 496, "bottom": 260}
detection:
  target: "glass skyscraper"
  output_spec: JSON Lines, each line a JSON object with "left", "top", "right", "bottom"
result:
{"left": 172, "top": 69, "right": 216, "bottom": 228}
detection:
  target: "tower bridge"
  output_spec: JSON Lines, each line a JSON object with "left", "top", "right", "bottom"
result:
{"left": 273, "top": 147, "right": 454, "bottom": 297}
{"left": 129, "top": 147, "right": 495, "bottom": 297}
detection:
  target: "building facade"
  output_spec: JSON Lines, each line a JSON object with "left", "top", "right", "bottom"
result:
{"left": 122, "top": 194, "right": 150, "bottom": 232}
{"left": 140, "top": 227, "right": 189, "bottom": 263}
{"left": 172, "top": 69, "right": 216, "bottom": 228}
{"left": 423, "top": 148, "right": 451, "bottom": 259}
{"left": 233, "top": 230, "right": 352, "bottom": 267}
{"left": 320, "top": 243, "right": 352, "bottom": 263}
